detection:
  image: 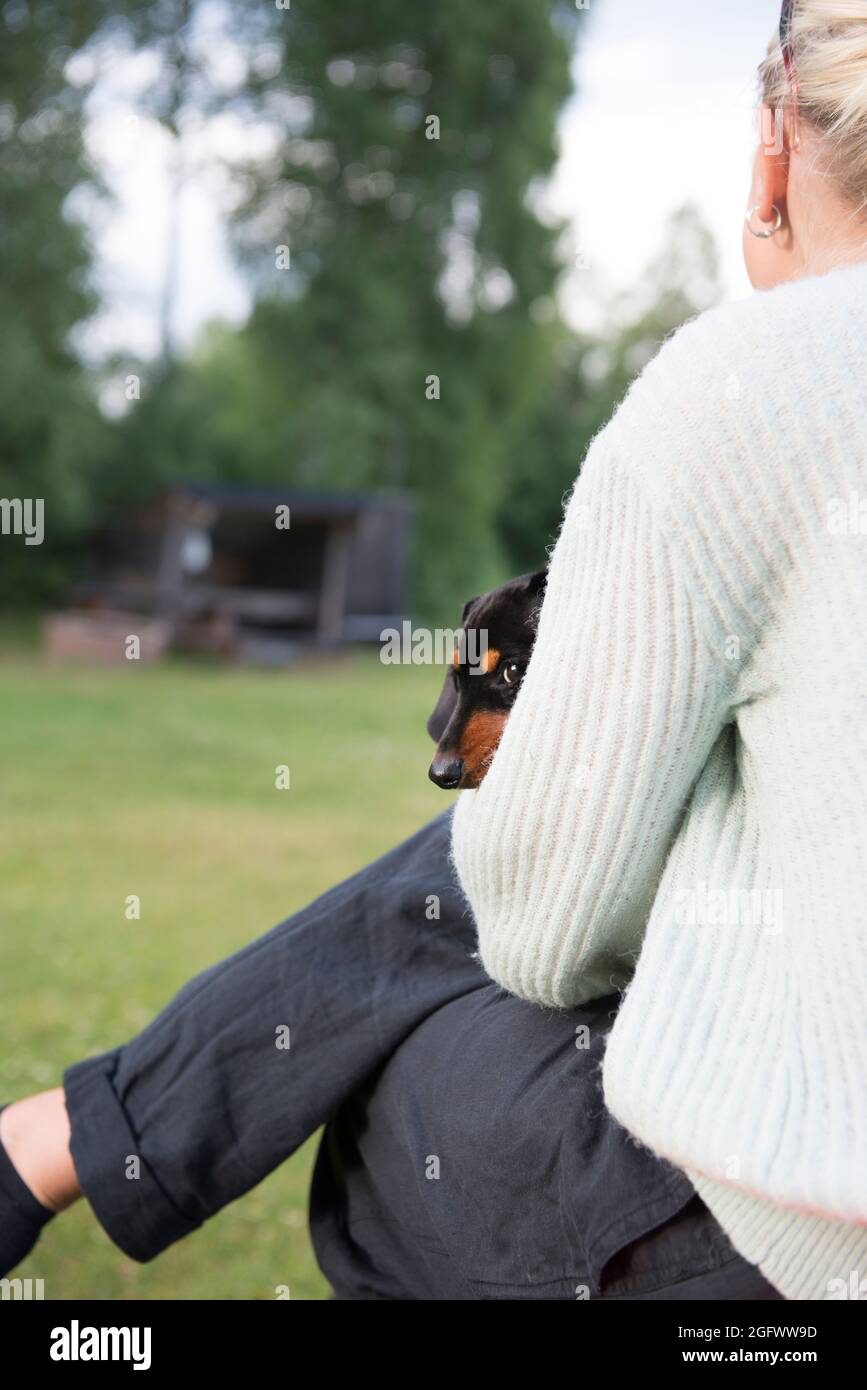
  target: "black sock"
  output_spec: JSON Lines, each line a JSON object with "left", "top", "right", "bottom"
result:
{"left": 0, "top": 1105, "right": 56, "bottom": 1277}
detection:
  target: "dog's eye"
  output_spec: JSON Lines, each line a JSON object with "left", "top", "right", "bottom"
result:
{"left": 501, "top": 660, "right": 524, "bottom": 687}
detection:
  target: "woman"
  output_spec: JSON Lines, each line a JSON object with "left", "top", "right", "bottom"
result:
{"left": 2, "top": 1, "right": 865, "bottom": 1299}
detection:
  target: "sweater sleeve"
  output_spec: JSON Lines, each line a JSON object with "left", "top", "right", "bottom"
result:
{"left": 450, "top": 437, "right": 735, "bottom": 1008}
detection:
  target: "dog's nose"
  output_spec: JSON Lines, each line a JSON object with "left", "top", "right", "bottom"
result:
{"left": 428, "top": 754, "right": 465, "bottom": 789}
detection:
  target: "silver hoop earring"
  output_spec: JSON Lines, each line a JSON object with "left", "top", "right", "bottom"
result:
{"left": 745, "top": 203, "right": 783, "bottom": 238}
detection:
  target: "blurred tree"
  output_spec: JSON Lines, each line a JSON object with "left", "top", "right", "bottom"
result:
{"left": 0, "top": 0, "right": 230, "bottom": 605}
{"left": 0, "top": 2, "right": 118, "bottom": 605}
{"left": 95, "top": 0, "right": 237, "bottom": 365}
{"left": 112, "top": 0, "right": 583, "bottom": 619}
{"left": 499, "top": 204, "right": 723, "bottom": 575}
{"left": 1, "top": 0, "right": 722, "bottom": 625}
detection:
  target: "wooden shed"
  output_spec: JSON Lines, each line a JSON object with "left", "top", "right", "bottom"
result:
{"left": 49, "top": 483, "right": 413, "bottom": 664}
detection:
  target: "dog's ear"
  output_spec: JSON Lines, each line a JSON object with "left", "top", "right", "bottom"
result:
{"left": 427, "top": 590, "right": 480, "bottom": 742}
{"left": 427, "top": 670, "right": 458, "bottom": 743}
{"left": 523, "top": 569, "right": 547, "bottom": 601}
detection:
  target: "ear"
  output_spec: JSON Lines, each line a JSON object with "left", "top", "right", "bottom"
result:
{"left": 752, "top": 107, "right": 790, "bottom": 222}
{"left": 523, "top": 569, "right": 547, "bottom": 600}
{"left": 427, "top": 670, "right": 458, "bottom": 743}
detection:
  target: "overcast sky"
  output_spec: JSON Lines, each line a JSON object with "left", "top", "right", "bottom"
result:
{"left": 81, "top": 0, "right": 783, "bottom": 361}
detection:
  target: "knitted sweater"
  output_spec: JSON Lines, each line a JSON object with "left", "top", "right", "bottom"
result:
{"left": 450, "top": 259, "right": 867, "bottom": 1301}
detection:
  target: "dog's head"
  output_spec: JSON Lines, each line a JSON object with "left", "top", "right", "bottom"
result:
{"left": 427, "top": 570, "right": 546, "bottom": 790}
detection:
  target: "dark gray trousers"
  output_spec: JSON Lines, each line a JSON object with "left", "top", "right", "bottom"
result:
{"left": 65, "top": 810, "right": 782, "bottom": 1300}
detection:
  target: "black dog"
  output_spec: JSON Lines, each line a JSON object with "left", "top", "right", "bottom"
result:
{"left": 427, "top": 570, "right": 546, "bottom": 790}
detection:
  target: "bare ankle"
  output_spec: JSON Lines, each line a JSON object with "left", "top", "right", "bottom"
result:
{"left": 0, "top": 1089, "right": 82, "bottom": 1213}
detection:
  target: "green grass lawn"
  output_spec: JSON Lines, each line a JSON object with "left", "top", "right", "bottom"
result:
{"left": 0, "top": 646, "right": 448, "bottom": 1299}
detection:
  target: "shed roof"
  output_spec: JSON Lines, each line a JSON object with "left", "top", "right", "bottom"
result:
{"left": 164, "top": 482, "right": 372, "bottom": 522}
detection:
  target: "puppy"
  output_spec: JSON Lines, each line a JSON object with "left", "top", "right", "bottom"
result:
{"left": 427, "top": 570, "right": 546, "bottom": 790}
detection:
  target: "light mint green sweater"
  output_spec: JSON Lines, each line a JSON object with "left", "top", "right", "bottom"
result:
{"left": 451, "top": 260, "right": 867, "bottom": 1301}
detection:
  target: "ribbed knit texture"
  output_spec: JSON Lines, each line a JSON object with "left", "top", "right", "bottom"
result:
{"left": 450, "top": 260, "right": 867, "bottom": 1301}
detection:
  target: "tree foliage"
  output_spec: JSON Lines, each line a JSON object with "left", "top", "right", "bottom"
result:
{"left": 1, "top": 1, "right": 722, "bottom": 623}
{"left": 0, "top": 2, "right": 118, "bottom": 601}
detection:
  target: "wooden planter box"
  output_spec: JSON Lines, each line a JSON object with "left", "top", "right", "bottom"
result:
{"left": 42, "top": 611, "right": 172, "bottom": 665}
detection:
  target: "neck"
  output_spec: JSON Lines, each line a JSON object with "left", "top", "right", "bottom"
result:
{"left": 794, "top": 175, "right": 867, "bottom": 280}
{"left": 802, "top": 231, "right": 867, "bottom": 278}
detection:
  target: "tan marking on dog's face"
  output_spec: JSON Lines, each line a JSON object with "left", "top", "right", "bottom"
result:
{"left": 458, "top": 710, "right": 508, "bottom": 788}
{"left": 455, "top": 642, "right": 500, "bottom": 673}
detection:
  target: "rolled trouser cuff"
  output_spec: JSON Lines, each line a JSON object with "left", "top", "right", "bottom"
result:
{"left": 64, "top": 1049, "right": 202, "bottom": 1263}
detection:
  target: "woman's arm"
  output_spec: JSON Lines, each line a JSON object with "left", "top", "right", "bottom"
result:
{"left": 450, "top": 440, "right": 734, "bottom": 1009}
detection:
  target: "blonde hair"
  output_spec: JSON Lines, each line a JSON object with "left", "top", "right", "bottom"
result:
{"left": 760, "top": 0, "right": 867, "bottom": 215}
